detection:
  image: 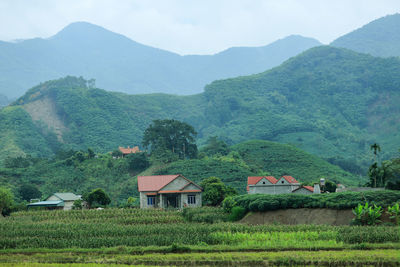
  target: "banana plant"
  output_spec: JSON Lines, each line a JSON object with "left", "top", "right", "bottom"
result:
{"left": 367, "top": 205, "right": 382, "bottom": 225}
{"left": 387, "top": 203, "right": 400, "bottom": 225}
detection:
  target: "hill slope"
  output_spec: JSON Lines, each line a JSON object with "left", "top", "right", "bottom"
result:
{"left": 331, "top": 13, "right": 400, "bottom": 57}
{"left": 0, "top": 22, "right": 320, "bottom": 98}
{"left": 2, "top": 45, "right": 400, "bottom": 173}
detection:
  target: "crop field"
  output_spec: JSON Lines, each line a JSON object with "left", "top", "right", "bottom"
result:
{"left": 0, "top": 208, "right": 399, "bottom": 266}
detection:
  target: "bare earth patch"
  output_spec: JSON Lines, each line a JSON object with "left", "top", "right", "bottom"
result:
{"left": 23, "top": 96, "right": 67, "bottom": 142}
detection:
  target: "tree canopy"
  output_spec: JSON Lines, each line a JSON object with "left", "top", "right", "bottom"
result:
{"left": 142, "top": 119, "right": 198, "bottom": 160}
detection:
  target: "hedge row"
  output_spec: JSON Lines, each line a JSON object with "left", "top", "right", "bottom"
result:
{"left": 231, "top": 191, "right": 400, "bottom": 212}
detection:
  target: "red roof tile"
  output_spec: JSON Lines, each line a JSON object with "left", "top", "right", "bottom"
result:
{"left": 304, "top": 186, "right": 314, "bottom": 192}
{"left": 119, "top": 146, "right": 140, "bottom": 154}
{"left": 247, "top": 176, "right": 278, "bottom": 191}
{"left": 159, "top": 190, "right": 202, "bottom": 194}
{"left": 138, "top": 175, "right": 179, "bottom": 192}
{"left": 281, "top": 176, "right": 299, "bottom": 184}
{"left": 292, "top": 185, "right": 314, "bottom": 193}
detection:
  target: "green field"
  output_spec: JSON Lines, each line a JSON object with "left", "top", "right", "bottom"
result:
{"left": 0, "top": 208, "right": 399, "bottom": 266}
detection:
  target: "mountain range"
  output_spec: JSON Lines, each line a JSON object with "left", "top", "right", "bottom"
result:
{"left": 0, "top": 13, "right": 400, "bottom": 188}
{"left": 0, "top": 22, "right": 320, "bottom": 98}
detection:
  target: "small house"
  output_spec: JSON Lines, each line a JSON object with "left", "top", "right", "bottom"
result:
{"left": 138, "top": 175, "right": 202, "bottom": 209}
{"left": 27, "top": 192, "right": 82, "bottom": 210}
{"left": 119, "top": 146, "right": 141, "bottom": 157}
{"left": 247, "top": 175, "right": 321, "bottom": 195}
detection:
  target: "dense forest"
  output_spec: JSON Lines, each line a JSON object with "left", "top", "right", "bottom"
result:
{"left": 3, "top": 44, "right": 400, "bottom": 173}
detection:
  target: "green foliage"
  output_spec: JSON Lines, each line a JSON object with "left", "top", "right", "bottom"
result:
{"left": 0, "top": 187, "right": 14, "bottom": 216}
{"left": 72, "top": 199, "right": 83, "bottom": 210}
{"left": 126, "top": 153, "right": 149, "bottom": 172}
{"left": 143, "top": 119, "right": 198, "bottom": 160}
{"left": 222, "top": 196, "right": 237, "bottom": 213}
{"left": 85, "top": 188, "right": 111, "bottom": 208}
{"left": 182, "top": 207, "right": 229, "bottom": 223}
{"left": 18, "top": 184, "right": 42, "bottom": 202}
{"left": 200, "top": 136, "right": 230, "bottom": 157}
{"left": 352, "top": 203, "right": 383, "bottom": 226}
{"left": 337, "top": 226, "right": 400, "bottom": 244}
{"left": 228, "top": 206, "right": 247, "bottom": 221}
{"left": 387, "top": 203, "right": 400, "bottom": 225}
{"left": 231, "top": 191, "right": 400, "bottom": 212}
{"left": 200, "top": 177, "right": 237, "bottom": 206}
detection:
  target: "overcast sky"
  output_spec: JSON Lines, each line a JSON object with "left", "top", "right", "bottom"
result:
{"left": 0, "top": 0, "right": 399, "bottom": 55}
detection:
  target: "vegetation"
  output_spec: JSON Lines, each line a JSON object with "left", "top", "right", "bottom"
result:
{"left": 331, "top": 13, "right": 400, "bottom": 57}
{"left": 143, "top": 119, "right": 198, "bottom": 160}
{"left": 200, "top": 176, "right": 237, "bottom": 206}
{"left": 227, "top": 191, "right": 400, "bottom": 212}
{"left": 2, "top": 44, "right": 400, "bottom": 177}
{"left": 0, "top": 208, "right": 398, "bottom": 265}
{"left": 0, "top": 187, "right": 14, "bottom": 216}
{"left": 84, "top": 188, "right": 111, "bottom": 208}
{"left": 352, "top": 203, "right": 383, "bottom": 226}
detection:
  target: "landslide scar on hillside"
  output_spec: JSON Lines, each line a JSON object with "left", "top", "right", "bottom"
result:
{"left": 23, "top": 96, "right": 67, "bottom": 142}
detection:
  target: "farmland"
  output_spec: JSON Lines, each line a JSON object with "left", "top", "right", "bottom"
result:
{"left": 0, "top": 208, "right": 399, "bottom": 266}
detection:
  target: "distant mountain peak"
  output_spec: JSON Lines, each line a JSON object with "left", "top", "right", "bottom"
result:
{"left": 51, "top": 21, "right": 131, "bottom": 43}
{"left": 331, "top": 13, "right": 400, "bottom": 57}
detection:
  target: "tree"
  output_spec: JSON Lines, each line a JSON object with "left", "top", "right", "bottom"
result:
{"left": 370, "top": 143, "right": 381, "bottom": 163}
{"left": 201, "top": 136, "right": 230, "bottom": 157}
{"left": 18, "top": 184, "right": 42, "bottom": 202}
{"left": 369, "top": 143, "right": 381, "bottom": 187}
{"left": 87, "top": 148, "right": 95, "bottom": 159}
{"left": 200, "top": 176, "right": 237, "bottom": 206}
{"left": 0, "top": 187, "right": 14, "bottom": 216}
{"left": 84, "top": 188, "right": 111, "bottom": 208}
{"left": 142, "top": 119, "right": 198, "bottom": 159}
{"left": 111, "top": 150, "right": 123, "bottom": 158}
{"left": 126, "top": 152, "right": 149, "bottom": 172}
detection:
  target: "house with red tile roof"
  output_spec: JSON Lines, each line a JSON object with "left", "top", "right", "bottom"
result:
{"left": 118, "top": 146, "right": 141, "bottom": 157}
{"left": 247, "top": 175, "right": 319, "bottom": 195}
{"left": 137, "top": 175, "right": 202, "bottom": 209}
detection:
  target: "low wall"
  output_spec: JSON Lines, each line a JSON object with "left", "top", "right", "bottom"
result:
{"left": 241, "top": 208, "right": 355, "bottom": 226}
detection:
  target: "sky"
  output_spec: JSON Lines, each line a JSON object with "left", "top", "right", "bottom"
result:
{"left": 0, "top": 0, "right": 399, "bottom": 55}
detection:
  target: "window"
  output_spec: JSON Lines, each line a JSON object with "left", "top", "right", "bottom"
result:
{"left": 281, "top": 181, "right": 284, "bottom": 184}
{"left": 188, "top": 195, "right": 196, "bottom": 205}
{"left": 262, "top": 181, "right": 266, "bottom": 184}
{"left": 147, "top": 196, "right": 155, "bottom": 206}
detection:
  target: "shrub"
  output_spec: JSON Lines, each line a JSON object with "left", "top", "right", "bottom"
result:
{"left": 387, "top": 203, "right": 400, "bottom": 225}
{"left": 229, "top": 206, "right": 246, "bottom": 221}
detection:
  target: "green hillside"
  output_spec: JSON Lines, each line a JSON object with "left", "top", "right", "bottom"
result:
{"left": 2, "top": 45, "right": 400, "bottom": 174}
{"left": 231, "top": 140, "right": 360, "bottom": 186}
{"left": 200, "top": 46, "right": 400, "bottom": 170}
{"left": 0, "top": 22, "right": 320, "bottom": 98}
{"left": 0, "top": 139, "right": 358, "bottom": 204}
{"left": 331, "top": 13, "right": 400, "bottom": 57}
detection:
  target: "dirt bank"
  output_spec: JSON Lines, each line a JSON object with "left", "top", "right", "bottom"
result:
{"left": 241, "top": 208, "right": 355, "bottom": 225}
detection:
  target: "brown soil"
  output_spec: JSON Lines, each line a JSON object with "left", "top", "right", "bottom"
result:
{"left": 241, "top": 208, "right": 355, "bottom": 226}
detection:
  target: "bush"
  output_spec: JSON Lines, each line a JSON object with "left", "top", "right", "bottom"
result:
{"left": 231, "top": 191, "right": 400, "bottom": 212}
{"left": 229, "top": 206, "right": 246, "bottom": 221}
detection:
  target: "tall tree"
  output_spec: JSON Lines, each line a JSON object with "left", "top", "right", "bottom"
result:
{"left": 142, "top": 119, "right": 198, "bottom": 159}
{"left": 370, "top": 143, "right": 381, "bottom": 187}
{"left": 0, "top": 187, "right": 14, "bottom": 216}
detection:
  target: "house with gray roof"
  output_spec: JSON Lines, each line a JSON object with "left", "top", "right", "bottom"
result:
{"left": 27, "top": 192, "right": 82, "bottom": 210}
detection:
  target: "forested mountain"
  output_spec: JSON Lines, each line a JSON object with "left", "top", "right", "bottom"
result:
{"left": 0, "top": 22, "right": 320, "bottom": 98}
{"left": 2, "top": 45, "right": 400, "bottom": 175}
{"left": 331, "top": 13, "right": 400, "bottom": 57}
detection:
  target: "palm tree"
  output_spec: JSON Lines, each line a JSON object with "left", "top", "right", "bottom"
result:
{"left": 370, "top": 143, "right": 381, "bottom": 187}
{"left": 370, "top": 143, "right": 381, "bottom": 163}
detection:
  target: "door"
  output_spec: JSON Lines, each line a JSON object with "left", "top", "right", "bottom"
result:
{"left": 166, "top": 194, "right": 178, "bottom": 208}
